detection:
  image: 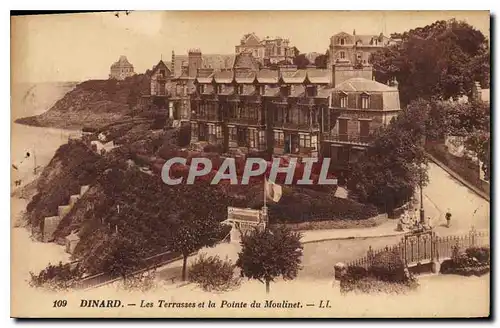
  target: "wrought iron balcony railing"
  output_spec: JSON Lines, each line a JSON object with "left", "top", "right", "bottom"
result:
{"left": 322, "top": 133, "right": 373, "bottom": 145}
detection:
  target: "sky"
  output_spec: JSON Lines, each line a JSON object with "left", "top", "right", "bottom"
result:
{"left": 11, "top": 11, "right": 490, "bottom": 83}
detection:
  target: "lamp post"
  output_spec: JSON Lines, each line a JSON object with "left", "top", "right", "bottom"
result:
{"left": 419, "top": 162, "right": 425, "bottom": 224}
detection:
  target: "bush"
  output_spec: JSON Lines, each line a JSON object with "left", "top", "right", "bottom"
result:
{"left": 203, "top": 144, "right": 224, "bottom": 154}
{"left": 440, "top": 246, "right": 490, "bottom": 276}
{"left": 29, "top": 262, "right": 84, "bottom": 290}
{"left": 188, "top": 254, "right": 240, "bottom": 292}
{"left": 369, "top": 249, "right": 407, "bottom": 283}
{"left": 465, "top": 246, "right": 490, "bottom": 264}
{"left": 119, "top": 269, "right": 157, "bottom": 291}
{"left": 178, "top": 124, "right": 191, "bottom": 147}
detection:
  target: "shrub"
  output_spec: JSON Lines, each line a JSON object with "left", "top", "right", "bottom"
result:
{"left": 120, "top": 269, "right": 157, "bottom": 291}
{"left": 188, "top": 254, "right": 240, "bottom": 292}
{"left": 369, "top": 249, "right": 407, "bottom": 283}
{"left": 29, "top": 262, "right": 84, "bottom": 290}
{"left": 440, "top": 246, "right": 490, "bottom": 276}
{"left": 203, "top": 144, "right": 224, "bottom": 154}
{"left": 346, "top": 265, "right": 369, "bottom": 281}
{"left": 178, "top": 124, "right": 191, "bottom": 147}
{"left": 465, "top": 247, "right": 490, "bottom": 264}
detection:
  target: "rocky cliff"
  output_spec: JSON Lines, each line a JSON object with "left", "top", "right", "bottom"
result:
{"left": 15, "top": 74, "right": 150, "bottom": 129}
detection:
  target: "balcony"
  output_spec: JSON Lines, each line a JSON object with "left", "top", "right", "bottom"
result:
{"left": 274, "top": 121, "right": 320, "bottom": 131}
{"left": 191, "top": 112, "right": 221, "bottom": 122}
{"left": 298, "top": 98, "right": 316, "bottom": 106}
{"left": 226, "top": 117, "right": 261, "bottom": 126}
{"left": 322, "top": 133, "right": 373, "bottom": 146}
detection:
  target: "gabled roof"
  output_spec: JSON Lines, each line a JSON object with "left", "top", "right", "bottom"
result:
{"left": 214, "top": 70, "right": 234, "bottom": 84}
{"left": 335, "top": 77, "right": 396, "bottom": 92}
{"left": 196, "top": 74, "right": 214, "bottom": 84}
{"left": 280, "top": 69, "right": 307, "bottom": 84}
{"left": 235, "top": 71, "right": 257, "bottom": 84}
{"left": 257, "top": 69, "right": 279, "bottom": 84}
{"left": 111, "top": 55, "right": 134, "bottom": 69}
{"left": 306, "top": 69, "right": 330, "bottom": 84}
{"left": 233, "top": 52, "right": 260, "bottom": 71}
{"left": 151, "top": 60, "right": 171, "bottom": 76}
{"left": 241, "top": 33, "right": 261, "bottom": 46}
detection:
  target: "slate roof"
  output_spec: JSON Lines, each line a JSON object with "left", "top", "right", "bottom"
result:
{"left": 306, "top": 69, "right": 331, "bottom": 84}
{"left": 214, "top": 70, "right": 234, "bottom": 84}
{"left": 151, "top": 60, "right": 171, "bottom": 76}
{"left": 280, "top": 69, "right": 307, "bottom": 84}
{"left": 235, "top": 71, "right": 257, "bottom": 84}
{"left": 335, "top": 78, "right": 396, "bottom": 92}
{"left": 233, "top": 52, "right": 260, "bottom": 71}
{"left": 111, "top": 55, "right": 134, "bottom": 69}
{"left": 257, "top": 69, "right": 279, "bottom": 84}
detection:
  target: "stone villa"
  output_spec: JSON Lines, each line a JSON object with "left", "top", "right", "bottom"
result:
{"left": 109, "top": 55, "right": 135, "bottom": 80}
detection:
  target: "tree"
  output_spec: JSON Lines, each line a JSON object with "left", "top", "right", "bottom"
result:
{"left": 314, "top": 54, "right": 328, "bottom": 69}
{"left": 434, "top": 99, "right": 491, "bottom": 179}
{"left": 169, "top": 211, "right": 228, "bottom": 281}
{"left": 371, "top": 19, "right": 490, "bottom": 107}
{"left": 293, "top": 54, "right": 310, "bottom": 69}
{"left": 348, "top": 99, "right": 430, "bottom": 211}
{"left": 236, "top": 226, "right": 303, "bottom": 293}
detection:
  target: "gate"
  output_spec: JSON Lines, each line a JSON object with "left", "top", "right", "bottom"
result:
{"left": 403, "top": 230, "right": 436, "bottom": 266}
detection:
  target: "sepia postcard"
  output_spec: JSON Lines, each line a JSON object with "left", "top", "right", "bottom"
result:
{"left": 10, "top": 10, "right": 491, "bottom": 318}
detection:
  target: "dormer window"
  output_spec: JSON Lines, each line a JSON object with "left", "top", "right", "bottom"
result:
{"left": 217, "top": 84, "right": 223, "bottom": 94}
{"left": 238, "top": 85, "right": 244, "bottom": 95}
{"left": 307, "top": 86, "right": 317, "bottom": 97}
{"left": 160, "top": 69, "right": 166, "bottom": 78}
{"left": 361, "top": 93, "right": 370, "bottom": 109}
{"left": 201, "top": 84, "right": 205, "bottom": 94}
{"left": 259, "top": 85, "right": 265, "bottom": 95}
{"left": 340, "top": 38, "right": 345, "bottom": 45}
{"left": 340, "top": 93, "right": 348, "bottom": 108}
{"left": 280, "top": 85, "right": 290, "bottom": 97}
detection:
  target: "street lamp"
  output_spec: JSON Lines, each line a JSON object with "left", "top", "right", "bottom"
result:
{"left": 419, "top": 162, "right": 426, "bottom": 224}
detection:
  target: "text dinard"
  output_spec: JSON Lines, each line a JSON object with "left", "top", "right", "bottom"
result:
{"left": 79, "top": 299, "right": 303, "bottom": 309}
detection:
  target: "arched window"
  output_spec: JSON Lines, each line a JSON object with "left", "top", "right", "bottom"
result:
{"left": 339, "top": 51, "right": 346, "bottom": 59}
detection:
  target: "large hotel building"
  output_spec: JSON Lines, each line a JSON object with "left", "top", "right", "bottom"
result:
{"left": 144, "top": 32, "right": 402, "bottom": 172}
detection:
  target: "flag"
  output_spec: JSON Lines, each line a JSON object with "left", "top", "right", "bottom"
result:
{"left": 265, "top": 179, "right": 282, "bottom": 203}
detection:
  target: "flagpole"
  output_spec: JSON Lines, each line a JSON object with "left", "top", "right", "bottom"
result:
{"left": 263, "top": 175, "right": 267, "bottom": 210}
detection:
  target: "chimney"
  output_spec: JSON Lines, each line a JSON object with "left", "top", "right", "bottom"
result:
{"left": 181, "top": 61, "right": 188, "bottom": 75}
{"left": 472, "top": 81, "right": 482, "bottom": 101}
{"left": 171, "top": 50, "right": 175, "bottom": 76}
{"left": 353, "top": 29, "right": 356, "bottom": 36}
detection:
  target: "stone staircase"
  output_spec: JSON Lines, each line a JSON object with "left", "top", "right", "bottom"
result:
{"left": 42, "top": 185, "right": 90, "bottom": 244}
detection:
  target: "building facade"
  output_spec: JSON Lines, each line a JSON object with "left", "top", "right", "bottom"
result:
{"left": 189, "top": 52, "right": 402, "bottom": 171}
{"left": 235, "top": 33, "right": 293, "bottom": 65}
{"left": 109, "top": 55, "right": 135, "bottom": 80}
{"left": 328, "top": 31, "right": 394, "bottom": 68}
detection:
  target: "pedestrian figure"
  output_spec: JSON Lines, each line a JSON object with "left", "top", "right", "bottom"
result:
{"left": 426, "top": 216, "right": 432, "bottom": 229}
{"left": 445, "top": 209, "right": 452, "bottom": 228}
